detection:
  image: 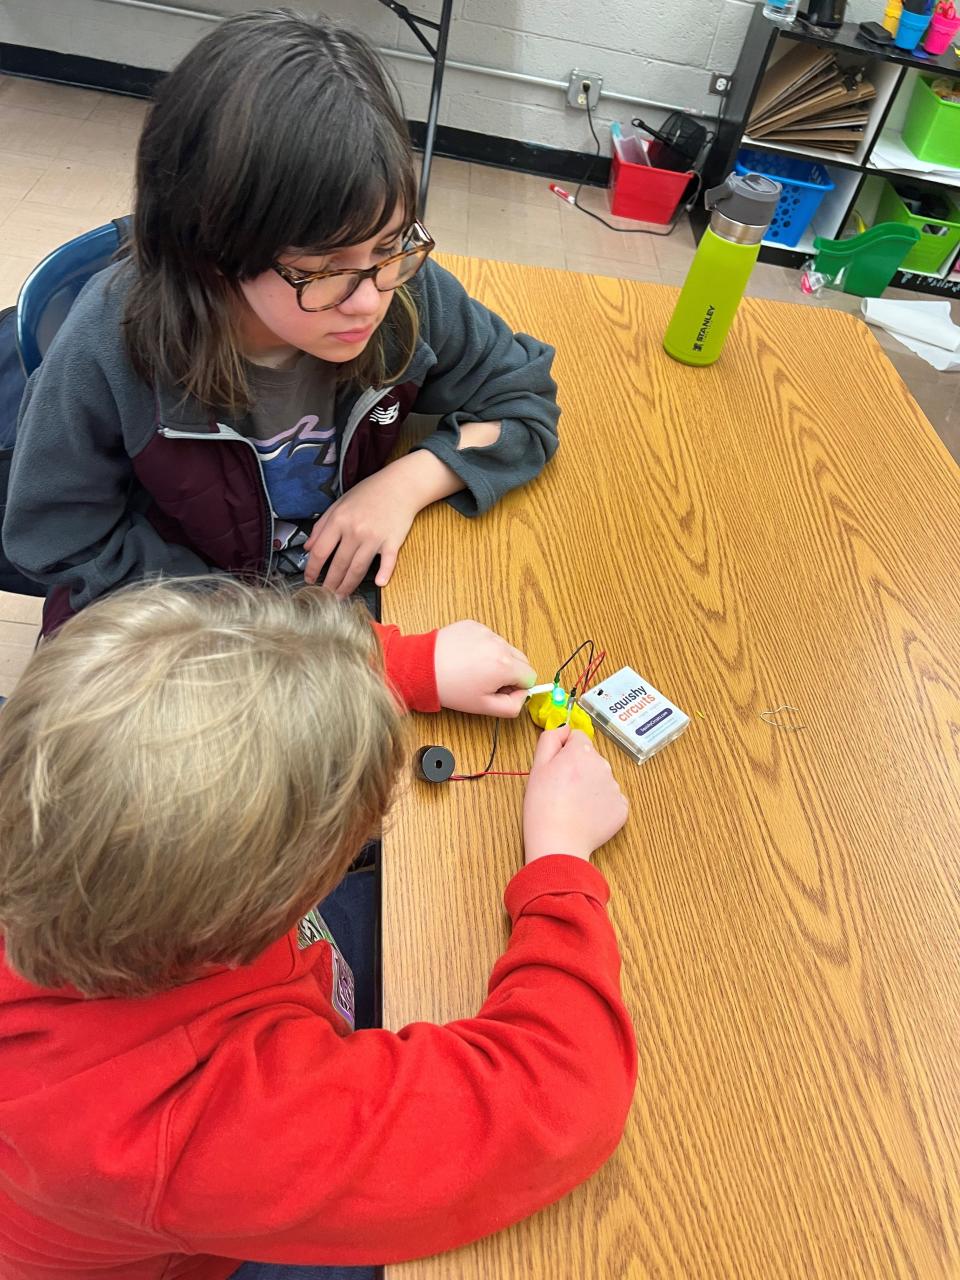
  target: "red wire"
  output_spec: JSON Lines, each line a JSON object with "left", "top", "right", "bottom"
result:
{"left": 590, "top": 648, "right": 608, "bottom": 682}
{"left": 451, "top": 770, "right": 529, "bottom": 780}
{"left": 447, "top": 643, "right": 608, "bottom": 784}
{"left": 577, "top": 656, "right": 598, "bottom": 690}
{"left": 577, "top": 648, "right": 607, "bottom": 694}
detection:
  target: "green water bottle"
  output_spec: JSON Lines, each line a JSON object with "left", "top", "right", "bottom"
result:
{"left": 663, "top": 173, "right": 782, "bottom": 367}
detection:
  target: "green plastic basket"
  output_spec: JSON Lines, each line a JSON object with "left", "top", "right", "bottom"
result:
{"left": 812, "top": 223, "right": 920, "bottom": 296}
{"left": 874, "top": 180, "right": 960, "bottom": 274}
{"left": 902, "top": 76, "right": 960, "bottom": 170}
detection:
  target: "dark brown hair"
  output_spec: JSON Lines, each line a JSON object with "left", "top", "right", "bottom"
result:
{"left": 124, "top": 8, "right": 420, "bottom": 412}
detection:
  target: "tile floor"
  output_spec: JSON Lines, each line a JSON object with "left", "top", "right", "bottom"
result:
{"left": 0, "top": 72, "right": 958, "bottom": 693}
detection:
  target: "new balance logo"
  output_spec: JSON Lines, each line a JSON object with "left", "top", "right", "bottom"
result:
{"left": 370, "top": 402, "right": 400, "bottom": 426}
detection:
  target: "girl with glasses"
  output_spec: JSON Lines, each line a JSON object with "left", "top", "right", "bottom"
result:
{"left": 4, "top": 7, "right": 560, "bottom": 629}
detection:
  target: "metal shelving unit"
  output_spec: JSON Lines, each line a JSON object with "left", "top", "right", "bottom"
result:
{"left": 698, "top": 7, "right": 960, "bottom": 297}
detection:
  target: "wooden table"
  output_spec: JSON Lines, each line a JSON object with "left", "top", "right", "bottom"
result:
{"left": 381, "top": 257, "right": 960, "bottom": 1280}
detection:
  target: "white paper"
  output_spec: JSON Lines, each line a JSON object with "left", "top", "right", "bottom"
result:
{"left": 862, "top": 298, "right": 960, "bottom": 372}
{"left": 871, "top": 131, "right": 960, "bottom": 181}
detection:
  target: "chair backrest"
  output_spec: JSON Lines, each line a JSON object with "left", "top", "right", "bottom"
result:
{"left": 15, "top": 219, "right": 130, "bottom": 376}
{"left": 0, "top": 306, "right": 45, "bottom": 597}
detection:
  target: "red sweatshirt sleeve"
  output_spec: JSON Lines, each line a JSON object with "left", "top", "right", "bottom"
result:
{"left": 371, "top": 620, "right": 440, "bottom": 713}
{"left": 158, "top": 855, "right": 637, "bottom": 1264}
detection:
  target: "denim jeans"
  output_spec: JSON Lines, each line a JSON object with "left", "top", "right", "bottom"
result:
{"left": 229, "top": 864, "right": 379, "bottom": 1280}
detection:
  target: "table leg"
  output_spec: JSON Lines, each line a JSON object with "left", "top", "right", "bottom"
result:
{"left": 418, "top": 0, "right": 454, "bottom": 216}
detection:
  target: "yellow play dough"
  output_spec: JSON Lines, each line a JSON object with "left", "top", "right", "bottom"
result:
{"left": 526, "top": 690, "right": 595, "bottom": 738}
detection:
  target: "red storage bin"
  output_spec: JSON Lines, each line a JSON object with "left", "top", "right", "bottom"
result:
{"left": 608, "top": 135, "right": 694, "bottom": 224}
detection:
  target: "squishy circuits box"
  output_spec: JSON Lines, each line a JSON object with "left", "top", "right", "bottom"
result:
{"left": 579, "top": 666, "right": 690, "bottom": 764}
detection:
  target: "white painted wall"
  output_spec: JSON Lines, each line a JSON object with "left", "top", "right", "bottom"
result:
{"left": 1, "top": 0, "right": 876, "bottom": 153}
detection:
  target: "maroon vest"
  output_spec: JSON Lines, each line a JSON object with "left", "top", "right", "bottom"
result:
{"left": 42, "top": 380, "right": 420, "bottom": 635}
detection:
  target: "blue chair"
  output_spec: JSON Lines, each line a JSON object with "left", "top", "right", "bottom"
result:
{"left": 2, "top": 219, "right": 130, "bottom": 599}
{"left": 16, "top": 218, "right": 130, "bottom": 377}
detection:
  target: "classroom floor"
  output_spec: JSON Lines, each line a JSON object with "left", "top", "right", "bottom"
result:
{"left": 1, "top": 72, "right": 958, "bottom": 693}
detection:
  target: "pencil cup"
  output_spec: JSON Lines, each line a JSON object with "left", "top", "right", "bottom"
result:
{"left": 894, "top": 8, "right": 931, "bottom": 47}
{"left": 923, "top": 11, "right": 960, "bottom": 53}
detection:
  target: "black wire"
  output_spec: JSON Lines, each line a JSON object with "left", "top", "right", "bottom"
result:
{"left": 554, "top": 639, "right": 596, "bottom": 689}
{"left": 570, "top": 98, "right": 709, "bottom": 236}
{"left": 455, "top": 718, "right": 501, "bottom": 781}
{"left": 571, "top": 103, "right": 650, "bottom": 234}
{"left": 456, "top": 638, "right": 600, "bottom": 781}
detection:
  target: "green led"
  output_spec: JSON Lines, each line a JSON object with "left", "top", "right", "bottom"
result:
{"left": 550, "top": 683, "right": 567, "bottom": 706}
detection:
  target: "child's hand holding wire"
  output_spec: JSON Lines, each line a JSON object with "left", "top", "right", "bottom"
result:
{"left": 435, "top": 621, "right": 536, "bottom": 718}
{"left": 523, "top": 727, "right": 628, "bottom": 863}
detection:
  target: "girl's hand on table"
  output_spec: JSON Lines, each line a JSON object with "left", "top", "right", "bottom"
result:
{"left": 303, "top": 467, "right": 421, "bottom": 599}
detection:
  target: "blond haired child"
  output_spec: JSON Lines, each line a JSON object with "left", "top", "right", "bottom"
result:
{"left": 0, "top": 580, "right": 635, "bottom": 1280}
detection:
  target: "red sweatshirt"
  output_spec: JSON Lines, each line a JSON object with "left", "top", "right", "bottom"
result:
{"left": 0, "top": 625, "right": 637, "bottom": 1280}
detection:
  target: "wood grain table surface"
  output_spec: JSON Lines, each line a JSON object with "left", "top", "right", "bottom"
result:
{"left": 380, "top": 256, "right": 960, "bottom": 1280}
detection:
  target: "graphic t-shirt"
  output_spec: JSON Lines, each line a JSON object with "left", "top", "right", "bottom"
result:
{"left": 297, "top": 907, "right": 356, "bottom": 1032}
{"left": 244, "top": 356, "right": 339, "bottom": 577}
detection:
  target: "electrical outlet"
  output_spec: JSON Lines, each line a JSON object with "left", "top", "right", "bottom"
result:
{"left": 709, "top": 72, "right": 734, "bottom": 96}
{"left": 567, "top": 69, "right": 603, "bottom": 111}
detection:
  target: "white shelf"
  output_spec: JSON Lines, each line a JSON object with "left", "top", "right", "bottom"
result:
{"left": 816, "top": 166, "right": 863, "bottom": 238}
{"left": 742, "top": 135, "right": 859, "bottom": 168}
{"left": 868, "top": 129, "right": 960, "bottom": 189}
{"left": 898, "top": 255, "right": 960, "bottom": 282}
{"left": 762, "top": 235, "right": 814, "bottom": 255}
{"left": 743, "top": 37, "right": 960, "bottom": 293}
{"left": 742, "top": 41, "right": 903, "bottom": 169}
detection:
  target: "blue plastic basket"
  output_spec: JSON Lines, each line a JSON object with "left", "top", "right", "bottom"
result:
{"left": 735, "top": 148, "right": 835, "bottom": 248}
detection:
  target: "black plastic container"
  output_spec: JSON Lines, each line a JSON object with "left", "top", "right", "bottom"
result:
{"left": 800, "top": 0, "right": 847, "bottom": 26}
